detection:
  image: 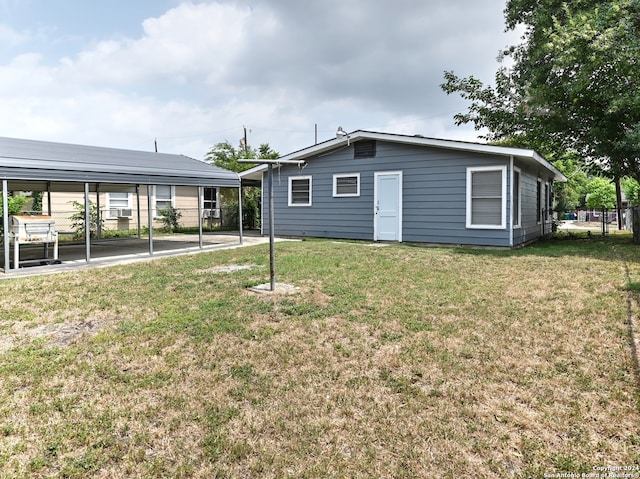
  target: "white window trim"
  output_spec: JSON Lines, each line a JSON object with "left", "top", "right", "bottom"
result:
{"left": 106, "top": 192, "right": 132, "bottom": 219}
{"left": 288, "top": 175, "right": 312, "bottom": 207}
{"left": 466, "top": 165, "right": 507, "bottom": 230}
{"left": 512, "top": 167, "right": 521, "bottom": 229}
{"left": 333, "top": 173, "right": 360, "bottom": 197}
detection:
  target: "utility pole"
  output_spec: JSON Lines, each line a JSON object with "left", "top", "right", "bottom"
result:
{"left": 243, "top": 126, "right": 248, "bottom": 157}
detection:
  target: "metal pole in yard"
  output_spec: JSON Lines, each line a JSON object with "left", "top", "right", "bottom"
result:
{"left": 268, "top": 163, "right": 275, "bottom": 291}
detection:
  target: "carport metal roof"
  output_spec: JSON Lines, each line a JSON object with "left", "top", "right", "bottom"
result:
{"left": 1, "top": 136, "right": 243, "bottom": 274}
{"left": 0, "top": 136, "right": 240, "bottom": 190}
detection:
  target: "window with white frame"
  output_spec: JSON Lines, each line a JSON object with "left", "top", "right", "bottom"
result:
{"left": 154, "top": 185, "right": 174, "bottom": 216}
{"left": 202, "top": 187, "right": 219, "bottom": 219}
{"left": 512, "top": 168, "right": 521, "bottom": 228}
{"left": 333, "top": 173, "right": 360, "bottom": 197}
{"left": 466, "top": 166, "right": 507, "bottom": 229}
{"left": 288, "top": 176, "right": 312, "bottom": 206}
{"left": 106, "top": 192, "right": 132, "bottom": 218}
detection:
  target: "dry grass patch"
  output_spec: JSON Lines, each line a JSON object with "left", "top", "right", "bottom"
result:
{"left": 0, "top": 237, "right": 639, "bottom": 478}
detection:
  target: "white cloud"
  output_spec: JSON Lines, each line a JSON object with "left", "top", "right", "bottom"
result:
{"left": 0, "top": 1, "right": 521, "bottom": 159}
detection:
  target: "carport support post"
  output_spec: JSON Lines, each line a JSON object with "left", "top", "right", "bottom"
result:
{"left": 84, "top": 183, "right": 91, "bottom": 263}
{"left": 238, "top": 184, "right": 244, "bottom": 245}
{"left": 198, "top": 186, "right": 203, "bottom": 249}
{"left": 2, "top": 180, "right": 10, "bottom": 272}
{"left": 147, "top": 185, "right": 154, "bottom": 255}
{"left": 136, "top": 185, "right": 142, "bottom": 239}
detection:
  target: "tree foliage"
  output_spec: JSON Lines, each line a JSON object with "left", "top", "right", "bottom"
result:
{"left": 204, "top": 140, "right": 280, "bottom": 229}
{"left": 585, "top": 177, "right": 616, "bottom": 209}
{"left": 441, "top": 0, "right": 640, "bottom": 181}
{"left": 0, "top": 194, "right": 29, "bottom": 217}
{"left": 204, "top": 141, "right": 279, "bottom": 173}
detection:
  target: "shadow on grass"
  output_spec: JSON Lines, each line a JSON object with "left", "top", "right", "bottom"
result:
{"left": 448, "top": 232, "right": 640, "bottom": 263}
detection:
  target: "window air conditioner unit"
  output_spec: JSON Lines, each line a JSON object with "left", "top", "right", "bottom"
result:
{"left": 203, "top": 208, "right": 220, "bottom": 219}
{"left": 117, "top": 208, "right": 133, "bottom": 218}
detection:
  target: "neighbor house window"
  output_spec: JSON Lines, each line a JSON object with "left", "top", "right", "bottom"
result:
{"left": 466, "top": 166, "right": 507, "bottom": 229}
{"left": 106, "top": 192, "right": 132, "bottom": 218}
{"left": 202, "top": 187, "right": 219, "bottom": 219}
{"left": 154, "top": 185, "right": 174, "bottom": 216}
{"left": 288, "top": 176, "right": 312, "bottom": 206}
{"left": 333, "top": 173, "right": 360, "bottom": 197}
{"left": 512, "top": 168, "right": 521, "bottom": 228}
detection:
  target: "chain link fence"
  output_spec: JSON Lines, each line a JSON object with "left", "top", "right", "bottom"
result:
{"left": 555, "top": 207, "right": 636, "bottom": 235}
{"left": 7, "top": 206, "right": 253, "bottom": 241}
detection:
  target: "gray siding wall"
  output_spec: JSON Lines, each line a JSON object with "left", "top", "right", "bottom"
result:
{"left": 263, "top": 141, "right": 527, "bottom": 246}
{"left": 512, "top": 160, "right": 554, "bottom": 246}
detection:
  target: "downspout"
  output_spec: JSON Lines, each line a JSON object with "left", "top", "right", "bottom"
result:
{"left": 3, "top": 180, "right": 10, "bottom": 272}
{"left": 509, "top": 156, "right": 514, "bottom": 247}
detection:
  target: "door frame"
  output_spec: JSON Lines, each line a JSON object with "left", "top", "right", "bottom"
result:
{"left": 373, "top": 170, "right": 403, "bottom": 242}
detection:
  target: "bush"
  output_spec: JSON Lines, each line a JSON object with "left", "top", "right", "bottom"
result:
{"left": 157, "top": 206, "right": 182, "bottom": 232}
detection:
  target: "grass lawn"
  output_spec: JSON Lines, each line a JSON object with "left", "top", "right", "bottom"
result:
{"left": 0, "top": 235, "right": 639, "bottom": 478}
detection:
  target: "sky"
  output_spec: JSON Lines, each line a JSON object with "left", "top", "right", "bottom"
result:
{"left": 0, "top": 0, "right": 523, "bottom": 161}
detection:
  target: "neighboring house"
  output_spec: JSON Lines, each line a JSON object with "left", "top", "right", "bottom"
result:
{"left": 43, "top": 185, "right": 222, "bottom": 232}
{"left": 240, "top": 130, "right": 566, "bottom": 248}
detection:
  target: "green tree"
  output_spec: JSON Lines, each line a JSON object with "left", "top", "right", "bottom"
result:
{"left": 441, "top": 0, "right": 640, "bottom": 180}
{"left": 585, "top": 177, "right": 616, "bottom": 209}
{"left": 622, "top": 178, "right": 640, "bottom": 206}
{"left": 551, "top": 155, "right": 589, "bottom": 212}
{"left": 204, "top": 141, "right": 279, "bottom": 173}
{"left": 204, "top": 141, "right": 279, "bottom": 229}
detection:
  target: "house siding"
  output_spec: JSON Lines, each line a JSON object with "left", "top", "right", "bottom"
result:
{"left": 263, "top": 141, "right": 521, "bottom": 247}
{"left": 512, "top": 161, "right": 554, "bottom": 246}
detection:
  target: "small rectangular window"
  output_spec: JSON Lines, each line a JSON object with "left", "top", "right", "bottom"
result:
{"left": 466, "top": 166, "right": 507, "bottom": 229}
{"left": 333, "top": 173, "right": 360, "bottom": 197}
{"left": 354, "top": 140, "right": 376, "bottom": 159}
{"left": 155, "top": 185, "right": 174, "bottom": 215}
{"left": 288, "top": 176, "right": 312, "bottom": 206}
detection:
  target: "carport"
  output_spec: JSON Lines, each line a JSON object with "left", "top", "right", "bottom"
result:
{"left": 1, "top": 136, "right": 241, "bottom": 274}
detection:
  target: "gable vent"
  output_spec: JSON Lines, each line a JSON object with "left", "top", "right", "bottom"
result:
{"left": 354, "top": 140, "right": 376, "bottom": 159}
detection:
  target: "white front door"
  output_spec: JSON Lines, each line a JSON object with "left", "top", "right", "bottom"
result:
{"left": 374, "top": 171, "right": 403, "bottom": 241}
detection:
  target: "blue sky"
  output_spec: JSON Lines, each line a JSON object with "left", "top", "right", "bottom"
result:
{"left": 0, "top": 1, "right": 521, "bottom": 160}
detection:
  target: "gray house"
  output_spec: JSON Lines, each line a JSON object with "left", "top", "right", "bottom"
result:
{"left": 241, "top": 130, "right": 566, "bottom": 248}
